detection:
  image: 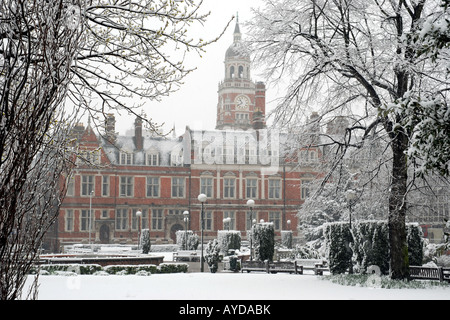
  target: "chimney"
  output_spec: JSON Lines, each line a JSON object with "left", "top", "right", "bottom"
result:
{"left": 254, "top": 82, "right": 266, "bottom": 129}
{"left": 135, "top": 117, "right": 143, "bottom": 151}
{"left": 105, "top": 113, "right": 117, "bottom": 144}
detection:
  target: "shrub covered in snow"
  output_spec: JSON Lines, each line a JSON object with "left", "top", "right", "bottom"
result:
{"left": 325, "top": 221, "right": 425, "bottom": 275}
{"left": 141, "top": 229, "right": 151, "bottom": 254}
{"left": 217, "top": 230, "right": 241, "bottom": 255}
{"left": 281, "top": 230, "right": 293, "bottom": 249}
{"left": 351, "top": 221, "right": 390, "bottom": 274}
{"left": 324, "top": 222, "right": 353, "bottom": 274}
{"left": 253, "top": 222, "right": 275, "bottom": 262}
{"left": 36, "top": 264, "right": 102, "bottom": 275}
{"left": 205, "top": 239, "right": 221, "bottom": 273}
{"left": 176, "top": 230, "right": 199, "bottom": 250}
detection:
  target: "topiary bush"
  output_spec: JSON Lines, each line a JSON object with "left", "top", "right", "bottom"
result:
{"left": 176, "top": 230, "right": 199, "bottom": 250}
{"left": 253, "top": 222, "right": 275, "bottom": 262}
{"left": 141, "top": 229, "right": 151, "bottom": 254}
{"left": 205, "top": 239, "right": 221, "bottom": 273}
{"left": 217, "top": 230, "right": 241, "bottom": 255}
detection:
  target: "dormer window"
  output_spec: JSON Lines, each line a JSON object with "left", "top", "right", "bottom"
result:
{"left": 119, "top": 152, "right": 133, "bottom": 165}
{"left": 146, "top": 152, "right": 160, "bottom": 166}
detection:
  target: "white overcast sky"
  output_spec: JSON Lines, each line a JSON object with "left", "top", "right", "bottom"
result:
{"left": 115, "top": 0, "right": 273, "bottom": 135}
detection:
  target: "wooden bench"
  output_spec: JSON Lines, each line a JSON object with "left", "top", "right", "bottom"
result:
{"left": 295, "top": 259, "right": 329, "bottom": 275}
{"left": 269, "top": 261, "right": 302, "bottom": 274}
{"left": 410, "top": 266, "right": 450, "bottom": 282}
{"left": 241, "top": 260, "right": 301, "bottom": 274}
{"left": 173, "top": 251, "right": 200, "bottom": 262}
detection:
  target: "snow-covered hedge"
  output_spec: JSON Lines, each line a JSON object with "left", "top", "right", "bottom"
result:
{"left": 253, "top": 222, "right": 275, "bottom": 262}
{"left": 36, "top": 264, "right": 103, "bottom": 275}
{"left": 324, "top": 222, "right": 353, "bottom": 275}
{"left": 176, "top": 230, "right": 199, "bottom": 250}
{"left": 35, "top": 263, "right": 188, "bottom": 275}
{"left": 217, "top": 230, "right": 241, "bottom": 255}
{"left": 324, "top": 221, "right": 424, "bottom": 275}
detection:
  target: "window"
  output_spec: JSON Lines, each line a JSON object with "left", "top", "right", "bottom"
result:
{"left": 168, "top": 209, "right": 183, "bottom": 215}
{"left": 101, "top": 210, "right": 109, "bottom": 219}
{"left": 146, "top": 177, "right": 160, "bottom": 198}
{"left": 246, "top": 178, "right": 257, "bottom": 199}
{"left": 116, "top": 208, "right": 128, "bottom": 231}
{"left": 269, "top": 212, "right": 281, "bottom": 231}
{"left": 65, "top": 209, "right": 74, "bottom": 232}
{"left": 81, "top": 175, "right": 94, "bottom": 196}
{"left": 224, "top": 178, "right": 235, "bottom": 198}
{"left": 80, "top": 209, "right": 91, "bottom": 231}
{"left": 102, "top": 176, "right": 109, "bottom": 197}
{"left": 120, "top": 152, "right": 133, "bottom": 165}
{"left": 200, "top": 177, "right": 213, "bottom": 198}
{"left": 268, "top": 179, "right": 281, "bottom": 199}
{"left": 152, "top": 209, "right": 164, "bottom": 230}
{"left": 120, "top": 176, "right": 133, "bottom": 197}
{"left": 172, "top": 177, "right": 185, "bottom": 198}
{"left": 147, "top": 153, "right": 159, "bottom": 166}
{"left": 223, "top": 211, "right": 235, "bottom": 230}
{"left": 204, "top": 211, "right": 213, "bottom": 231}
{"left": 66, "top": 177, "right": 74, "bottom": 196}
{"left": 301, "top": 180, "right": 312, "bottom": 200}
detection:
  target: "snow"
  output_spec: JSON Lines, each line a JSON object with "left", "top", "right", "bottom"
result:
{"left": 23, "top": 272, "right": 450, "bottom": 300}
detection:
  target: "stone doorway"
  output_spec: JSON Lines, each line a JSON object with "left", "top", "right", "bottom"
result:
{"left": 99, "top": 224, "right": 110, "bottom": 244}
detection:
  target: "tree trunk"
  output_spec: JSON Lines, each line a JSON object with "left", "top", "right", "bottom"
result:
{"left": 388, "top": 131, "right": 410, "bottom": 280}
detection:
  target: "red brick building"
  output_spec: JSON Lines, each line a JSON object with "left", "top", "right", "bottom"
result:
{"left": 56, "top": 18, "right": 323, "bottom": 249}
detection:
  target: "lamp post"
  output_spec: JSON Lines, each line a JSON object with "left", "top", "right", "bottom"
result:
{"left": 89, "top": 190, "right": 94, "bottom": 251}
{"left": 183, "top": 210, "right": 189, "bottom": 250}
{"left": 246, "top": 199, "right": 255, "bottom": 261}
{"left": 136, "top": 210, "right": 142, "bottom": 251}
{"left": 198, "top": 193, "right": 207, "bottom": 272}
{"left": 346, "top": 189, "right": 357, "bottom": 229}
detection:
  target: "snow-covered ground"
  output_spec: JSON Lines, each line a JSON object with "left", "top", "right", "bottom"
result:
{"left": 24, "top": 272, "right": 450, "bottom": 300}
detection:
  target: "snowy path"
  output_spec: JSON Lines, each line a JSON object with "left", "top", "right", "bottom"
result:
{"left": 24, "top": 273, "right": 450, "bottom": 300}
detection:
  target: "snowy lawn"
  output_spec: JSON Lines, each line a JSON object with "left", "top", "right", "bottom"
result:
{"left": 24, "top": 272, "right": 450, "bottom": 300}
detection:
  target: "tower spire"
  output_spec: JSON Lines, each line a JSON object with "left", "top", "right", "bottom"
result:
{"left": 233, "top": 12, "right": 241, "bottom": 42}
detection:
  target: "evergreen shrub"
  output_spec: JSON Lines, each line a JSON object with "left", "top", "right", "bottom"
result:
{"left": 176, "top": 230, "right": 199, "bottom": 250}
{"left": 141, "top": 229, "right": 151, "bottom": 254}
{"left": 253, "top": 222, "right": 275, "bottom": 262}
{"left": 205, "top": 239, "right": 221, "bottom": 273}
{"left": 324, "top": 222, "right": 353, "bottom": 274}
{"left": 217, "top": 230, "right": 241, "bottom": 255}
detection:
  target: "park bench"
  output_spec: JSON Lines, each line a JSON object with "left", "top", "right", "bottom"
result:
{"left": 409, "top": 266, "right": 450, "bottom": 282}
{"left": 295, "top": 259, "right": 329, "bottom": 275}
{"left": 241, "top": 260, "right": 301, "bottom": 274}
{"left": 173, "top": 251, "right": 200, "bottom": 262}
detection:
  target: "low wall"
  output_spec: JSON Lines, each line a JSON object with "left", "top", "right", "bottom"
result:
{"left": 39, "top": 255, "right": 165, "bottom": 267}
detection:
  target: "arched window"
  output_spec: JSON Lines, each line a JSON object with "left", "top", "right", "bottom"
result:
{"left": 238, "top": 66, "right": 244, "bottom": 78}
{"left": 230, "top": 66, "right": 235, "bottom": 78}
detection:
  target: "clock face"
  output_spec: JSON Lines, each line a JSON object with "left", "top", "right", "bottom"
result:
{"left": 235, "top": 95, "right": 250, "bottom": 110}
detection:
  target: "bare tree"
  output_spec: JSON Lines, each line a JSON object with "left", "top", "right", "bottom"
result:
{"left": 246, "top": 0, "right": 449, "bottom": 279}
{"left": 0, "top": 0, "right": 225, "bottom": 299}
{"left": 0, "top": 0, "right": 82, "bottom": 299}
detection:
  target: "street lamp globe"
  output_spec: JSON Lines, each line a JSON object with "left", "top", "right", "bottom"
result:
{"left": 198, "top": 193, "right": 207, "bottom": 203}
{"left": 246, "top": 199, "right": 255, "bottom": 208}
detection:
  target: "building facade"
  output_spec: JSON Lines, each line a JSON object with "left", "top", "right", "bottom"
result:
{"left": 55, "top": 18, "right": 323, "bottom": 249}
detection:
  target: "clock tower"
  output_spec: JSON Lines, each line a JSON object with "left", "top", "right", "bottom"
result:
{"left": 216, "top": 14, "right": 266, "bottom": 131}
